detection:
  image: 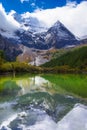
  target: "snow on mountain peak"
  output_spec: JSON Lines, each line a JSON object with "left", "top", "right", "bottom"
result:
{"left": 53, "top": 21, "right": 64, "bottom": 28}
{"left": 47, "top": 21, "right": 72, "bottom": 39}
{"left": 10, "top": 12, "right": 48, "bottom": 33}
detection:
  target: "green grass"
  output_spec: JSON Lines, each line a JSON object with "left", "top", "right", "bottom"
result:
{"left": 42, "top": 46, "right": 87, "bottom": 70}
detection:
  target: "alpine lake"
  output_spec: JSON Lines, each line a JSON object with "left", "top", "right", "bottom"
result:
{"left": 0, "top": 73, "right": 87, "bottom": 130}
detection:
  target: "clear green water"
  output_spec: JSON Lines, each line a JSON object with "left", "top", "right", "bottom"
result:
{"left": 0, "top": 74, "right": 87, "bottom": 99}
{"left": 0, "top": 74, "right": 87, "bottom": 130}
{"left": 42, "top": 74, "right": 87, "bottom": 98}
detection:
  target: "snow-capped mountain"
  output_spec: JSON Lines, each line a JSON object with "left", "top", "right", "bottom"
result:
{"left": 48, "top": 21, "right": 76, "bottom": 39}
{"left": 44, "top": 21, "right": 78, "bottom": 48}
{"left": 0, "top": 16, "right": 79, "bottom": 61}
{"left": 12, "top": 12, "right": 48, "bottom": 33}
{"left": 0, "top": 12, "right": 47, "bottom": 39}
{"left": 13, "top": 20, "right": 78, "bottom": 50}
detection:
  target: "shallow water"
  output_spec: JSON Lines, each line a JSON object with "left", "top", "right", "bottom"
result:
{"left": 0, "top": 74, "right": 87, "bottom": 130}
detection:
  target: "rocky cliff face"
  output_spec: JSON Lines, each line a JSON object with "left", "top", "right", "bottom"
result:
{"left": 0, "top": 34, "right": 22, "bottom": 61}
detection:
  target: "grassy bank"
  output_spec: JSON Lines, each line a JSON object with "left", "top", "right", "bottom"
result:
{"left": 0, "top": 62, "right": 43, "bottom": 74}
{"left": 0, "top": 62, "right": 86, "bottom": 74}
{"left": 42, "top": 46, "right": 87, "bottom": 72}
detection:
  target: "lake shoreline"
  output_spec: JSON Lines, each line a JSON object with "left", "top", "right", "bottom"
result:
{"left": 0, "top": 69, "right": 87, "bottom": 76}
{"left": 0, "top": 61, "right": 87, "bottom": 75}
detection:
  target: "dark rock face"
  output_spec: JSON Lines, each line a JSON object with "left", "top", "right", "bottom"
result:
{"left": 0, "top": 34, "right": 22, "bottom": 61}
{"left": 80, "top": 38, "right": 87, "bottom": 44}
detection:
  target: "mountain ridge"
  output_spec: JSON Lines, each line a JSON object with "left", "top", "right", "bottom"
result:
{"left": 0, "top": 18, "right": 83, "bottom": 61}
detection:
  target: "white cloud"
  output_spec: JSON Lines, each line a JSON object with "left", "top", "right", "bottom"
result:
{"left": 8, "top": 10, "right": 16, "bottom": 16}
{"left": 31, "top": 2, "right": 36, "bottom": 7}
{"left": 20, "top": 0, "right": 29, "bottom": 3}
{"left": 0, "top": 4, "right": 20, "bottom": 31}
{"left": 0, "top": 3, "right": 20, "bottom": 38}
{"left": 21, "top": 12, "right": 31, "bottom": 18}
{"left": 22, "top": 1, "right": 87, "bottom": 37}
{"left": 0, "top": 1, "right": 87, "bottom": 38}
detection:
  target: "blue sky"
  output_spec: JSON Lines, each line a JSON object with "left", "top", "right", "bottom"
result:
{"left": 0, "top": 0, "right": 84, "bottom": 13}
{"left": 0, "top": 0, "right": 87, "bottom": 37}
